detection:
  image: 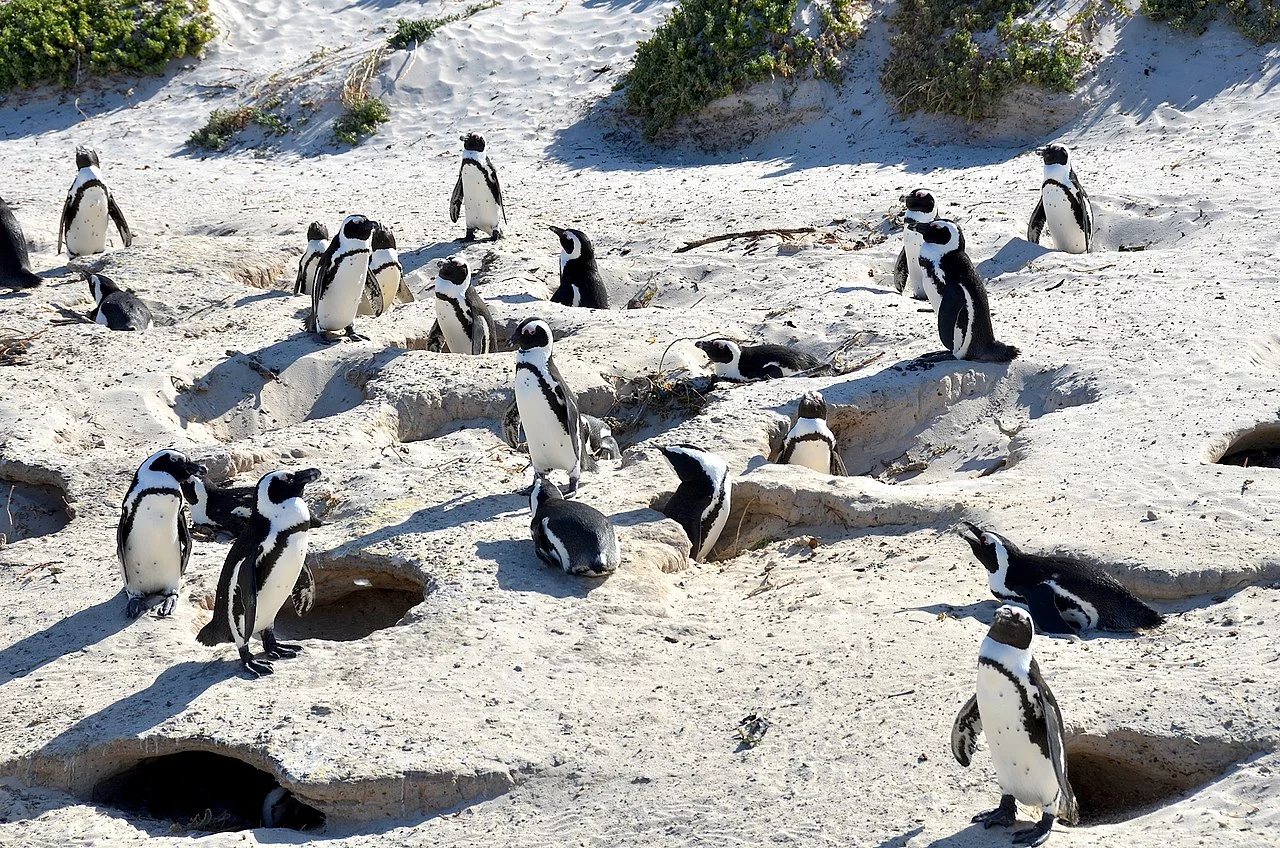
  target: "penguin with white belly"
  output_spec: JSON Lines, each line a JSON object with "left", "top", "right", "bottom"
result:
{"left": 512, "top": 317, "right": 584, "bottom": 494}
{"left": 308, "top": 215, "right": 380, "bottom": 342}
{"left": 1027, "top": 144, "right": 1092, "bottom": 254}
{"left": 449, "top": 133, "right": 506, "bottom": 241}
{"left": 59, "top": 147, "right": 132, "bottom": 257}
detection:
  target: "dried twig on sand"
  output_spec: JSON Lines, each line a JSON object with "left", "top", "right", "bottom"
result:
{"left": 674, "top": 227, "right": 817, "bottom": 254}
{"left": 0, "top": 327, "right": 50, "bottom": 365}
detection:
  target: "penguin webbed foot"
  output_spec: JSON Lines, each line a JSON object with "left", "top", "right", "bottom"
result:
{"left": 156, "top": 594, "right": 177, "bottom": 617}
{"left": 459, "top": 229, "right": 477, "bottom": 242}
{"left": 263, "top": 630, "right": 301, "bottom": 660}
{"left": 972, "top": 795, "right": 1018, "bottom": 829}
{"left": 1011, "top": 812, "right": 1055, "bottom": 847}
{"left": 343, "top": 326, "right": 369, "bottom": 343}
{"left": 125, "top": 596, "right": 148, "bottom": 619}
{"left": 915, "top": 350, "right": 956, "bottom": 364}
{"left": 239, "top": 646, "right": 274, "bottom": 677}
{"left": 490, "top": 228, "right": 504, "bottom": 241}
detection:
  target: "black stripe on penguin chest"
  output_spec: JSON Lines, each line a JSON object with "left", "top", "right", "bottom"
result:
{"left": 436, "top": 291, "right": 473, "bottom": 333}
{"left": 516, "top": 361, "right": 568, "bottom": 423}
{"left": 1042, "top": 179, "right": 1087, "bottom": 230}
{"left": 123, "top": 488, "right": 182, "bottom": 534}
{"left": 255, "top": 520, "right": 312, "bottom": 590}
{"left": 978, "top": 656, "right": 1050, "bottom": 760}
{"left": 66, "top": 179, "right": 108, "bottom": 224}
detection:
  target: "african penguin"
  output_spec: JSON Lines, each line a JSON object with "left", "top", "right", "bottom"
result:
{"left": 117, "top": 450, "right": 206, "bottom": 618}
{"left": 952, "top": 604, "right": 1078, "bottom": 847}
{"left": 434, "top": 255, "right": 496, "bottom": 354}
{"left": 917, "top": 220, "right": 1019, "bottom": 363}
{"left": 957, "top": 522, "right": 1164, "bottom": 637}
{"left": 659, "top": 444, "right": 731, "bottom": 562}
{"left": 550, "top": 226, "right": 609, "bottom": 309}
{"left": 512, "top": 317, "right": 583, "bottom": 494}
{"left": 580, "top": 414, "right": 621, "bottom": 461}
{"left": 449, "top": 133, "right": 505, "bottom": 241}
{"left": 695, "top": 338, "right": 819, "bottom": 382}
{"left": 262, "top": 787, "right": 325, "bottom": 831}
{"left": 294, "top": 222, "right": 329, "bottom": 296}
{"left": 1027, "top": 144, "right": 1092, "bottom": 254}
{"left": 778, "top": 391, "right": 846, "bottom": 476}
{"left": 84, "top": 270, "right": 153, "bottom": 331}
{"left": 181, "top": 474, "right": 256, "bottom": 536}
{"left": 197, "top": 468, "right": 321, "bottom": 677}
{"left": 358, "top": 224, "right": 410, "bottom": 317}
{"left": 529, "top": 474, "right": 620, "bottom": 576}
{"left": 59, "top": 147, "right": 132, "bottom": 257}
{"left": 894, "top": 188, "right": 939, "bottom": 303}
{"left": 0, "top": 196, "right": 42, "bottom": 288}
{"left": 309, "top": 214, "right": 378, "bottom": 343}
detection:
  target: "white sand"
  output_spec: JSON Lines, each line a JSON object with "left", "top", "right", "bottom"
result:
{"left": 0, "top": 1, "right": 1278, "bottom": 846}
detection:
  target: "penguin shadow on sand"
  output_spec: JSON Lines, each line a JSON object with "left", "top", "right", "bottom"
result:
{"left": 0, "top": 595, "right": 132, "bottom": 684}
{"left": 917, "top": 821, "right": 1015, "bottom": 847}
{"left": 480, "top": 537, "right": 597, "bottom": 599}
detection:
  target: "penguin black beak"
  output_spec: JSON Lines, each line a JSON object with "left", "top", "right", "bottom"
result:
{"left": 956, "top": 521, "right": 982, "bottom": 543}
{"left": 294, "top": 468, "right": 322, "bottom": 486}
{"left": 548, "top": 226, "right": 566, "bottom": 238}
{"left": 186, "top": 462, "right": 209, "bottom": 479}
{"left": 693, "top": 340, "right": 710, "bottom": 353}
{"left": 899, "top": 194, "right": 908, "bottom": 204}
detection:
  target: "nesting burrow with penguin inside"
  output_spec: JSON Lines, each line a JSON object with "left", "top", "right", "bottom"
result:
{"left": 1209, "top": 421, "right": 1280, "bottom": 469}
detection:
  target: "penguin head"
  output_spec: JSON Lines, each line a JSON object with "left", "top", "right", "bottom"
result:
{"left": 529, "top": 472, "right": 564, "bottom": 513}
{"left": 306, "top": 221, "right": 329, "bottom": 242}
{"left": 143, "top": 449, "right": 208, "bottom": 483}
{"left": 262, "top": 786, "right": 326, "bottom": 831}
{"left": 956, "top": 522, "right": 1014, "bottom": 575}
{"left": 900, "top": 188, "right": 936, "bottom": 215}
{"left": 82, "top": 270, "right": 122, "bottom": 304}
{"left": 1039, "top": 144, "right": 1070, "bottom": 166}
{"left": 74, "top": 146, "right": 100, "bottom": 170}
{"left": 796, "top": 391, "right": 828, "bottom": 421}
{"left": 549, "top": 226, "right": 593, "bottom": 262}
{"left": 694, "top": 338, "right": 741, "bottom": 367}
{"left": 659, "top": 443, "right": 728, "bottom": 486}
{"left": 917, "top": 219, "right": 964, "bottom": 253}
{"left": 339, "top": 215, "right": 376, "bottom": 243}
{"left": 989, "top": 604, "right": 1035, "bottom": 649}
{"left": 513, "top": 316, "right": 553, "bottom": 353}
{"left": 461, "top": 133, "right": 487, "bottom": 152}
{"left": 180, "top": 474, "right": 208, "bottom": 508}
{"left": 436, "top": 255, "right": 471, "bottom": 288}
{"left": 258, "top": 468, "right": 322, "bottom": 515}
{"left": 371, "top": 224, "right": 396, "bottom": 252}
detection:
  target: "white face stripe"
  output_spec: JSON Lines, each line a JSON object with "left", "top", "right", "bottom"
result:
{"left": 985, "top": 534, "right": 1013, "bottom": 596}
{"left": 462, "top": 149, "right": 485, "bottom": 162}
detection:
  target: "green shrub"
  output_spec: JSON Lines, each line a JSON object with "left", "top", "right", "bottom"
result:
{"left": 388, "top": 0, "right": 501, "bottom": 49}
{"left": 188, "top": 100, "right": 290, "bottom": 152}
{"left": 1141, "top": 0, "right": 1280, "bottom": 42}
{"left": 881, "top": 0, "right": 1087, "bottom": 120}
{"left": 0, "top": 0, "right": 216, "bottom": 92}
{"left": 623, "top": 0, "right": 862, "bottom": 139}
{"left": 333, "top": 96, "right": 390, "bottom": 145}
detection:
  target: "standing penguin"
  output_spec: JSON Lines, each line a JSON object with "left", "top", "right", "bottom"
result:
{"left": 58, "top": 147, "right": 133, "bottom": 257}
{"left": 513, "top": 317, "right": 583, "bottom": 494}
{"left": 1027, "top": 144, "right": 1092, "bottom": 254}
{"left": 952, "top": 605, "right": 1078, "bottom": 847}
{"left": 695, "top": 338, "right": 819, "bottom": 382}
{"left": 449, "top": 133, "right": 506, "bottom": 241}
{"left": 0, "top": 196, "right": 43, "bottom": 288}
{"left": 196, "top": 468, "right": 321, "bottom": 678}
{"left": 659, "top": 444, "right": 731, "bottom": 562}
{"left": 84, "top": 270, "right": 153, "bottom": 331}
{"left": 529, "top": 474, "right": 620, "bottom": 576}
{"left": 117, "top": 450, "right": 206, "bottom": 618}
{"left": 358, "top": 224, "right": 411, "bottom": 317}
{"left": 777, "top": 391, "right": 846, "bottom": 476}
{"left": 894, "top": 188, "right": 939, "bottom": 304}
{"left": 956, "top": 522, "right": 1164, "bottom": 636}
{"left": 549, "top": 226, "right": 609, "bottom": 309}
{"left": 434, "top": 255, "right": 496, "bottom": 354}
{"left": 917, "top": 220, "right": 1019, "bottom": 363}
{"left": 309, "top": 214, "right": 379, "bottom": 342}
{"left": 294, "top": 222, "right": 329, "bottom": 296}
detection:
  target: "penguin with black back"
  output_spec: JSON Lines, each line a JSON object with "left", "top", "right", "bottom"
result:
{"left": 85, "top": 270, "right": 153, "bottom": 331}
{"left": 659, "top": 444, "right": 731, "bottom": 562}
{"left": 550, "top": 226, "right": 609, "bottom": 309}
{"left": 917, "top": 220, "right": 1019, "bottom": 363}
{"left": 695, "top": 338, "right": 819, "bottom": 382}
{"left": 0, "top": 196, "right": 43, "bottom": 288}
{"left": 529, "top": 473, "right": 620, "bottom": 576}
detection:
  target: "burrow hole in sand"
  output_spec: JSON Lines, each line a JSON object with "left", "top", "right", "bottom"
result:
{"left": 0, "top": 478, "right": 72, "bottom": 543}
{"left": 1211, "top": 422, "right": 1280, "bottom": 469}
{"left": 1066, "top": 731, "right": 1259, "bottom": 825}
{"left": 93, "top": 750, "right": 324, "bottom": 833}
{"left": 273, "top": 557, "right": 428, "bottom": 642}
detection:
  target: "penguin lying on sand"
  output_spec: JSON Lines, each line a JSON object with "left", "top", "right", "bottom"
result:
{"left": 957, "top": 522, "right": 1164, "bottom": 637}
{"left": 84, "top": 270, "right": 153, "bottom": 331}
{"left": 695, "top": 339, "right": 819, "bottom": 382}
{"left": 529, "top": 473, "right": 620, "bottom": 576}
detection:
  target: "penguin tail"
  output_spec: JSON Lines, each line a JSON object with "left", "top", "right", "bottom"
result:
{"left": 1125, "top": 602, "right": 1166, "bottom": 631}
{"left": 976, "top": 342, "right": 1019, "bottom": 363}
{"left": 196, "top": 617, "right": 231, "bottom": 646}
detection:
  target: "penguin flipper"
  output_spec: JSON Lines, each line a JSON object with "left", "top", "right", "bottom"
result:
{"left": 292, "top": 564, "right": 315, "bottom": 617}
{"left": 951, "top": 694, "right": 982, "bottom": 766}
{"left": 449, "top": 173, "right": 464, "bottom": 224}
{"left": 178, "top": 504, "right": 193, "bottom": 576}
{"left": 58, "top": 193, "right": 72, "bottom": 255}
{"left": 777, "top": 437, "right": 796, "bottom": 465}
{"left": 936, "top": 283, "right": 964, "bottom": 357}
{"left": 1031, "top": 658, "right": 1079, "bottom": 824}
{"left": 363, "top": 271, "right": 385, "bottom": 317}
{"left": 395, "top": 276, "right": 415, "bottom": 304}
{"left": 1019, "top": 582, "right": 1077, "bottom": 637}
{"left": 829, "top": 448, "right": 847, "bottom": 477}
{"left": 484, "top": 158, "right": 506, "bottom": 224}
{"left": 107, "top": 193, "right": 133, "bottom": 247}
{"left": 1027, "top": 198, "right": 1046, "bottom": 244}
{"left": 233, "top": 548, "right": 260, "bottom": 644}
{"left": 893, "top": 247, "right": 908, "bottom": 293}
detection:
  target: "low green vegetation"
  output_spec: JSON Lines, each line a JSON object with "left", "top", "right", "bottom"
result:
{"left": 622, "top": 0, "right": 863, "bottom": 140}
{"left": 0, "top": 0, "right": 215, "bottom": 92}
{"left": 881, "top": 0, "right": 1087, "bottom": 120}
{"left": 333, "top": 96, "right": 390, "bottom": 145}
{"left": 1141, "top": 0, "right": 1280, "bottom": 42}
{"left": 388, "top": 0, "right": 501, "bottom": 49}
{"left": 188, "top": 98, "right": 289, "bottom": 152}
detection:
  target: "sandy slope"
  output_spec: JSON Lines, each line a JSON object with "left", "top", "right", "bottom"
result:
{"left": 0, "top": 0, "right": 1279, "bottom": 846}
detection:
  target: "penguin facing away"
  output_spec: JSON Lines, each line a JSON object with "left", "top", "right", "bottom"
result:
{"left": 84, "top": 270, "right": 153, "bottom": 330}
{"left": 894, "top": 188, "right": 939, "bottom": 303}
{"left": 1027, "top": 144, "right": 1092, "bottom": 254}
{"left": 580, "top": 414, "right": 621, "bottom": 461}
{"left": 449, "top": 133, "right": 506, "bottom": 241}
{"left": 294, "top": 222, "right": 329, "bottom": 296}
{"left": 778, "top": 391, "right": 846, "bottom": 476}
{"left": 358, "top": 224, "right": 409, "bottom": 317}
{"left": 916, "top": 220, "right": 1019, "bottom": 363}
{"left": 434, "top": 255, "right": 496, "bottom": 354}
{"left": 309, "top": 214, "right": 379, "bottom": 342}
{"left": 512, "top": 317, "right": 583, "bottom": 494}
{"left": 957, "top": 522, "right": 1164, "bottom": 637}
{"left": 196, "top": 468, "right": 321, "bottom": 678}
{"left": 659, "top": 444, "right": 731, "bottom": 562}
{"left": 952, "top": 604, "right": 1078, "bottom": 847}
{"left": 529, "top": 473, "right": 620, "bottom": 576}
{"left": 181, "top": 474, "right": 256, "bottom": 536}
{"left": 59, "top": 147, "right": 132, "bottom": 257}
{"left": 695, "top": 338, "right": 819, "bottom": 382}
{"left": 0, "top": 196, "right": 43, "bottom": 288}
{"left": 117, "top": 450, "right": 207, "bottom": 618}
{"left": 550, "top": 226, "right": 609, "bottom": 309}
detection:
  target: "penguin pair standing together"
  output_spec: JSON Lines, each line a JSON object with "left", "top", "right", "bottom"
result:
{"left": 306, "top": 214, "right": 384, "bottom": 342}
